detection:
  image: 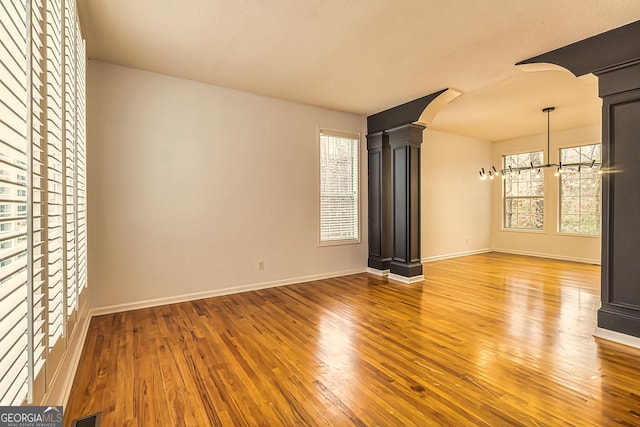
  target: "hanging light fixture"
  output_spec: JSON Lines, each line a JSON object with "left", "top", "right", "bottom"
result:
{"left": 479, "top": 107, "right": 602, "bottom": 180}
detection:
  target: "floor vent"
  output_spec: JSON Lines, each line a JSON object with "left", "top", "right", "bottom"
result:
{"left": 71, "top": 412, "right": 101, "bottom": 427}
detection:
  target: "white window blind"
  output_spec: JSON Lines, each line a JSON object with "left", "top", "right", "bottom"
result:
{"left": 30, "top": 0, "right": 47, "bottom": 380}
{"left": 0, "top": 0, "right": 29, "bottom": 406}
{"left": 0, "top": 0, "right": 86, "bottom": 405}
{"left": 75, "top": 30, "right": 86, "bottom": 291}
{"left": 319, "top": 130, "right": 359, "bottom": 244}
{"left": 46, "top": 0, "right": 64, "bottom": 347}
{"left": 63, "top": 0, "right": 76, "bottom": 316}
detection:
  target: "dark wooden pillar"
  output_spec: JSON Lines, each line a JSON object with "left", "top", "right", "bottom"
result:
{"left": 388, "top": 124, "right": 425, "bottom": 281}
{"left": 596, "top": 61, "right": 640, "bottom": 338}
{"left": 518, "top": 20, "right": 640, "bottom": 340}
{"left": 366, "top": 91, "right": 445, "bottom": 282}
{"left": 367, "top": 131, "right": 392, "bottom": 272}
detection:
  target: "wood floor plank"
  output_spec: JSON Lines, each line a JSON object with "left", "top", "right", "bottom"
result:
{"left": 64, "top": 253, "right": 640, "bottom": 426}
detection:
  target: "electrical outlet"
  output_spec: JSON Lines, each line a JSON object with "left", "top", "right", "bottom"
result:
{"left": 258, "top": 260, "right": 264, "bottom": 270}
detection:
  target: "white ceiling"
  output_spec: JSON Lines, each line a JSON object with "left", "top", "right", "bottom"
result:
{"left": 429, "top": 70, "right": 602, "bottom": 141}
{"left": 78, "top": 0, "right": 640, "bottom": 141}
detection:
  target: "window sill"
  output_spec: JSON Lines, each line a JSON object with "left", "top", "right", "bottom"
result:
{"left": 499, "top": 228, "right": 546, "bottom": 234}
{"left": 553, "top": 232, "right": 601, "bottom": 238}
{"left": 319, "top": 238, "right": 361, "bottom": 247}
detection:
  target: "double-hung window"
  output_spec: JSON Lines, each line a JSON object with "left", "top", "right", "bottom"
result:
{"left": 319, "top": 130, "right": 360, "bottom": 245}
{"left": 559, "top": 144, "right": 602, "bottom": 234}
{"left": 503, "top": 151, "right": 544, "bottom": 230}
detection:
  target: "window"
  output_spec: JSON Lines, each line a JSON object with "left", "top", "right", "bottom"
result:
{"left": 319, "top": 130, "right": 359, "bottom": 245}
{"left": 503, "top": 151, "right": 544, "bottom": 230}
{"left": 0, "top": 0, "right": 86, "bottom": 405}
{"left": 559, "top": 144, "right": 602, "bottom": 234}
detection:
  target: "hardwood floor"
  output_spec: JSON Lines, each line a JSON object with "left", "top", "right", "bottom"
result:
{"left": 65, "top": 253, "right": 640, "bottom": 426}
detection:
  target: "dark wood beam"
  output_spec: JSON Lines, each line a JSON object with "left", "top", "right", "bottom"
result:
{"left": 517, "top": 20, "right": 640, "bottom": 77}
{"left": 367, "top": 89, "right": 446, "bottom": 134}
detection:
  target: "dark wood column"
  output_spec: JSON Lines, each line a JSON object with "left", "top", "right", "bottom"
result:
{"left": 388, "top": 124, "right": 425, "bottom": 281}
{"left": 366, "top": 90, "right": 445, "bottom": 281}
{"left": 596, "top": 61, "right": 640, "bottom": 338}
{"left": 367, "top": 132, "right": 392, "bottom": 272}
{"left": 518, "top": 20, "right": 640, "bottom": 339}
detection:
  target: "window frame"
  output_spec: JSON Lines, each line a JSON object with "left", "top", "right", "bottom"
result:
{"left": 318, "top": 128, "right": 361, "bottom": 247}
{"left": 557, "top": 143, "right": 602, "bottom": 236}
{"left": 502, "top": 150, "right": 545, "bottom": 231}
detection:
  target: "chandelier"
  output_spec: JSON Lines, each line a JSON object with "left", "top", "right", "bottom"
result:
{"left": 479, "top": 107, "right": 602, "bottom": 180}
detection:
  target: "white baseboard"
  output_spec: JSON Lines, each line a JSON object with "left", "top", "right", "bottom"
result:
{"left": 366, "top": 267, "right": 389, "bottom": 276}
{"left": 388, "top": 273, "right": 425, "bottom": 284}
{"left": 492, "top": 248, "right": 600, "bottom": 265}
{"left": 421, "top": 248, "right": 492, "bottom": 263}
{"left": 40, "top": 301, "right": 92, "bottom": 407}
{"left": 90, "top": 268, "right": 367, "bottom": 316}
{"left": 594, "top": 327, "right": 640, "bottom": 350}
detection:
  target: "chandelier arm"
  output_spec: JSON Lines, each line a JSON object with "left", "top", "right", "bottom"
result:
{"left": 477, "top": 108, "right": 603, "bottom": 180}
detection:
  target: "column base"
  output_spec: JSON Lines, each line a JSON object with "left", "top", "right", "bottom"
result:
{"left": 368, "top": 257, "right": 391, "bottom": 271}
{"left": 594, "top": 327, "right": 640, "bottom": 350}
{"left": 390, "top": 260, "right": 423, "bottom": 277}
{"left": 597, "top": 306, "right": 640, "bottom": 339}
{"left": 366, "top": 267, "right": 390, "bottom": 277}
{"left": 388, "top": 273, "right": 425, "bottom": 284}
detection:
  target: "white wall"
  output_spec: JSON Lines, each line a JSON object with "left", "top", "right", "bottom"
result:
{"left": 491, "top": 124, "right": 601, "bottom": 264}
{"left": 87, "top": 61, "right": 368, "bottom": 309}
{"left": 421, "top": 129, "right": 492, "bottom": 260}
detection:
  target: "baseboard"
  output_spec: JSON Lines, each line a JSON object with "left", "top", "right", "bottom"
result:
{"left": 421, "top": 248, "right": 492, "bottom": 263}
{"left": 366, "top": 267, "right": 389, "bottom": 276}
{"left": 594, "top": 327, "right": 640, "bottom": 350}
{"left": 491, "top": 248, "right": 600, "bottom": 265}
{"left": 90, "top": 268, "right": 367, "bottom": 316}
{"left": 388, "top": 273, "right": 425, "bottom": 284}
{"left": 40, "top": 301, "right": 92, "bottom": 407}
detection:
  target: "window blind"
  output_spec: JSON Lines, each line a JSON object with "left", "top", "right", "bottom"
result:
{"left": 46, "top": 0, "right": 64, "bottom": 347}
{"left": 75, "top": 29, "right": 86, "bottom": 291}
{"left": 63, "top": 0, "right": 76, "bottom": 316}
{"left": 0, "top": 0, "right": 29, "bottom": 406}
{"left": 1, "top": 0, "right": 86, "bottom": 405}
{"left": 30, "top": 0, "right": 47, "bottom": 380}
{"left": 319, "top": 131, "right": 359, "bottom": 244}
